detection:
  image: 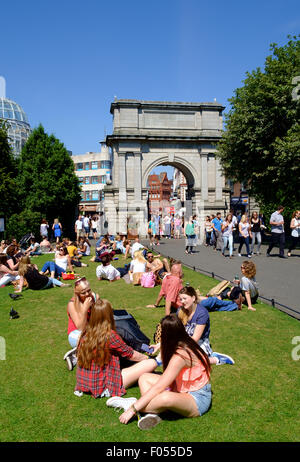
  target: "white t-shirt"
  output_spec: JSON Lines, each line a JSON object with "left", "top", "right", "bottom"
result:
{"left": 96, "top": 264, "right": 120, "bottom": 281}
{"left": 222, "top": 222, "right": 234, "bottom": 237}
{"left": 75, "top": 219, "right": 83, "bottom": 230}
{"left": 83, "top": 217, "right": 90, "bottom": 228}
{"left": 240, "top": 276, "right": 258, "bottom": 298}
{"left": 131, "top": 242, "right": 144, "bottom": 258}
{"left": 130, "top": 260, "right": 146, "bottom": 273}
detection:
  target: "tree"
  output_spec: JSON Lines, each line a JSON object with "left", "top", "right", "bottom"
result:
{"left": 0, "top": 122, "right": 19, "bottom": 220}
{"left": 217, "top": 36, "right": 300, "bottom": 221}
{"left": 16, "top": 124, "right": 81, "bottom": 236}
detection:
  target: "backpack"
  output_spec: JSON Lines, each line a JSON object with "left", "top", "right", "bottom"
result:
{"left": 206, "top": 280, "right": 231, "bottom": 297}
{"left": 113, "top": 310, "right": 150, "bottom": 353}
{"left": 140, "top": 271, "right": 156, "bottom": 288}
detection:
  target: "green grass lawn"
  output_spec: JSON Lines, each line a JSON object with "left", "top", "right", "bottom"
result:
{"left": 0, "top": 251, "right": 299, "bottom": 442}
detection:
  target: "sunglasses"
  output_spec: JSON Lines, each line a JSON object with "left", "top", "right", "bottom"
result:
{"left": 75, "top": 277, "right": 87, "bottom": 286}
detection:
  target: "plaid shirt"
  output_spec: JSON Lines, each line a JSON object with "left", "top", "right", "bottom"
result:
{"left": 75, "top": 330, "right": 134, "bottom": 398}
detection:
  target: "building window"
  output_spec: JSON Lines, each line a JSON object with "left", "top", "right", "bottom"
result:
{"left": 91, "top": 161, "right": 98, "bottom": 170}
{"left": 85, "top": 162, "right": 90, "bottom": 170}
{"left": 100, "top": 160, "right": 111, "bottom": 169}
{"left": 84, "top": 177, "right": 90, "bottom": 184}
{"left": 78, "top": 177, "right": 83, "bottom": 185}
{"left": 92, "top": 190, "right": 99, "bottom": 200}
{"left": 85, "top": 191, "right": 90, "bottom": 201}
{"left": 100, "top": 175, "right": 106, "bottom": 184}
{"left": 77, "top": 163, "right": 83, "bottom": 171}
{"left": 91, "top": 176, "right": 99, "bottom": 184}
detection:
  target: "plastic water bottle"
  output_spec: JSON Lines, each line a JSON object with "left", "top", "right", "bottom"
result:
{"left": 185, "top": 282, "right": 190, "bottom": 287}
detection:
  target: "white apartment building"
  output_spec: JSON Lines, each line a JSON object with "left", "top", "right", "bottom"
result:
{"left": 72, "top": 142, "right": 112, "bottom": 213}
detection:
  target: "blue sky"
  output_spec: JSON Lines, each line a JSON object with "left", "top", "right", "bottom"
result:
{"left": 1, "top": 0, "right": 299, "bottom": 161}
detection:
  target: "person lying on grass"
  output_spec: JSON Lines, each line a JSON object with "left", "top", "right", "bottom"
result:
{"left": 107, "top": 314, "right": 212, "bottom": 430}
{"left": 73, "top": 298, "right": 160, "bottom": 398}
{"left": 15, "top": 256, "right": 70, "bottom": 292}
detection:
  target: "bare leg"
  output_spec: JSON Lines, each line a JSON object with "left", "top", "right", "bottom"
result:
{"left": 121, "top": 359, "right": 158, "bottom": 389}
{"left": 138, "top": 373, "right": 198, "bottom": 417}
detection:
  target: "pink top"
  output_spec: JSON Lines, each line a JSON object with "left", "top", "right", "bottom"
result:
{"left": 159, "top": 275, "right": 183, "bottom": 307}
{"left": 176, "top": 361, "right": 210, "bottom": 393}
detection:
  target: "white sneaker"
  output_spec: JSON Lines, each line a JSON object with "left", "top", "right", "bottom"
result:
{"left": 64, "top": 347, "right": 77, "bottom": 371}
{"left": 106, "top": 396, "right": 137, "bottom": 411}
{"left": 238, "top": 253, "right": 241, "bottom": 257}
{"left": 138, "top": 413, "right": 162, "bottom": 430}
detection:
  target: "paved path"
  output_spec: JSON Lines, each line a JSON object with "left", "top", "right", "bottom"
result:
{"left": 141, "top": 238, "right": 300, "bottom": 320}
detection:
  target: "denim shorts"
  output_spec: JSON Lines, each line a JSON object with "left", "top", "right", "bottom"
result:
{"left": 189, "top": 383, "right": 212, "bottom": 416}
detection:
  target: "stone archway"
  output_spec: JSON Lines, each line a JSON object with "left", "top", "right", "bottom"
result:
{"left": 105, "top": 99, "right": 230, "bottom": 238}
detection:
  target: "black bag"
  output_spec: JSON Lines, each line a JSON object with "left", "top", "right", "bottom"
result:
{"left": 113, "top": 310, "right": 150, "bottom": 353}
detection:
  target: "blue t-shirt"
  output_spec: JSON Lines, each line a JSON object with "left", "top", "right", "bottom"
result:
{"left": 200, "top": 297, "right": 238, "bottom": 312}
{"left": 212, "top": 218, "right": 223, "bottom": 232}
{"left": 178, "top": 303, "right": 210, "bottom": 343}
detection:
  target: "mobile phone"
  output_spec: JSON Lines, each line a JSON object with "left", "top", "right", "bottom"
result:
{"left": 141, "top": 343, "right": 154, "bottom": 354}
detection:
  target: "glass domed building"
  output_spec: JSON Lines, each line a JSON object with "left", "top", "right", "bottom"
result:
{"left": 0, "top": 77, "right": 31, "bottom": 157}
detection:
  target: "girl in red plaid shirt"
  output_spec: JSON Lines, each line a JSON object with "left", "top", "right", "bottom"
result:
{"left": 75, "top": 299, "right": 158, "bottom": 398}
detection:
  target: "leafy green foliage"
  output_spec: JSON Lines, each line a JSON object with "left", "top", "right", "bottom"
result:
{"left": 0, "top": 122, "right": 19, "bottom": 218}
{"left": 17, "top": 124, "right": 81, "bottom": 236}
{"left": 217, "top": 36, "right": 300, "bottom": 219}
{"left": 6, "top": 210, "right": 42, "bottom": 241}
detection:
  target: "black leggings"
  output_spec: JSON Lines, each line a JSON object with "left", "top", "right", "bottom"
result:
{"left": 288, "top": 236, "right": 299, "bottom": 252}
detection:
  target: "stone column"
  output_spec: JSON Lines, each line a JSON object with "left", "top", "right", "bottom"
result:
{"left": 134, "top": 152, "right": 142, "bottom": 202}
{"left": 201, "top": 153, "right": 208, "bottom": 201}
{"left": 118, "top": 153, "right": 128, "bottom": 234}
{"left": 215, "top": 157, "right": 223, "bottom": 201}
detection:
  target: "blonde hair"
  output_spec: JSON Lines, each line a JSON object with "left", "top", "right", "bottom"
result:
{"left": 240, "top": 215, "right": 248, "bottom": 224}
{"left": 133, "top": 250, "right": 146, "bottom": 263}
{"left": 18, "top": 256, "right": 32, "bottom": 276}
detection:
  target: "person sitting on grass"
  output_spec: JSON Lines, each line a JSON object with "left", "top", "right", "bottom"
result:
{"left": 146, "top": 262, "right": 183, "bottom": 314}
{"left": 15, "top": 256, "right": 70, "bottom": 293}
{"left": 151, "top": 286, "right": 234, "bottom": 367}
{"left": 65, "top": 240, "right": 88, "bottom": 268}
{"left": 41, "top": 246, "right": 74, "bottom": 279}
{"left": 96, "top": 253, "right": 121, "bottom": 282}
{"left": 74, "top": 298, "right": 160, "bottom": 398}
{"left": 63, "top": 277, "right": 100, "bottom": 370}
{"left": 40, "top": 236, "right": 53, "bottom": 253}
{"left": 0, "top": 254, "right": 19, "bottom": 287}
{"left": 235, "top": 261, "right": 259, "bottom": 311}
{"left": 24, "top": 238, "right": 42, "bottom": 257}
{"left": 77, "top": 237, "right": 91, "bottom": 257}
{"left": 107, "top": 314, "right": 212, "bottom": 430}
{"left": 145, "top": 251, "right": 171, "bottom": 282}
{"left": 128, "top": 250, "right": 147, "bottom": 285}
{"left": 90, "top": 237, "right": 110, "bottom": 262}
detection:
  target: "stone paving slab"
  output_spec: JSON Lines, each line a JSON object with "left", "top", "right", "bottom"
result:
{"left": 141, "top": 238, "right": 300, "bottom": 320}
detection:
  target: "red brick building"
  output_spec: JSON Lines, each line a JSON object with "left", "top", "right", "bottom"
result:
{"left": 148, "top": 172, "right": 173, "bottom": 214}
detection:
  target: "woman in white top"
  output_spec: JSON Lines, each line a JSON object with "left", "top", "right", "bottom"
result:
{"left": 41, "top": 246, "right": 73, "bottom": 278}
{"left": 238, "top": 215, "right": 252, "bottom": 258}
{"left": 129, "top": 250, "right": 147, "bottom": 284}
{"left": 288, "top": 210, "right": 300, "bottom": 257}
{"left": 91, "top": 216, "right": 99, "bottom": 240}
{"left": 221, "top": 213, "right": 234, "bottom": 258}
{"left": 0, "top": 253, "right": 19, "bottom": 286}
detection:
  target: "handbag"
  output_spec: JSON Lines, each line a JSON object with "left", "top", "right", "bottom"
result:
{"left": 62, "top": 272, "right": 75, "bottom": 280}
{"left": 140, "top": 271, "right": 156, "bottom": 288}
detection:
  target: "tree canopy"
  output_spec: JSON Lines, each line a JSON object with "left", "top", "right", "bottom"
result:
{"left": 5, "top": 124, "right": 81, "bottom": 239}
{"left": 217, "top": 36, "right": 300, "bottom": 216}
{"left": 0, "top": 122, "right": 18, "bottom": 219}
